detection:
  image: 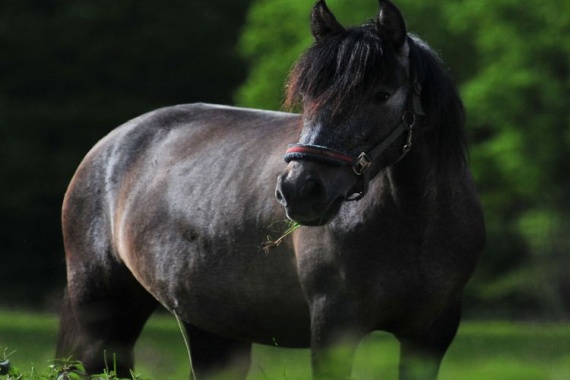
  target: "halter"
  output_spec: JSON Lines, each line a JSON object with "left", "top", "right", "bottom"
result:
{"left": 283, "top": 84, "right": 425, "bottom": 201}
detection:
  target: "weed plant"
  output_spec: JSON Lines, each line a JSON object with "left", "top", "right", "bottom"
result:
{"left": 0, "top": 348, "right": 148, "bottom": 380}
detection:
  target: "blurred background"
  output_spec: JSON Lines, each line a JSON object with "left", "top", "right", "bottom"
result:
{"left": 0, "top": 0, "right": 569, "bottom": 321}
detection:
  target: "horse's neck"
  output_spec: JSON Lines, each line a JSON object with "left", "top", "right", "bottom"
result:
{"left": 391, "top": 139, "right": 476, "bottom": 227}
{"left": 388, "top": 146, "right": 437, "bottom": 200}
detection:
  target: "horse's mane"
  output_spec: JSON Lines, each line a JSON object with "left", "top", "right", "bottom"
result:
{"left": 407, "top": 34, "right": 467, "bottom": 173}
{"left": 285, "top": 26, "right": 467, "bottom": 174}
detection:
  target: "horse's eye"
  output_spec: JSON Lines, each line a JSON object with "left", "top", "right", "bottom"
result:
{"left": 374, "top": 91, "right": 391, "bottom": 103}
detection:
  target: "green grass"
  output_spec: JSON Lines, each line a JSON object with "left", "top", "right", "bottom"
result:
{"left": 1, "top": 310, "right": 570, "bottom": 379}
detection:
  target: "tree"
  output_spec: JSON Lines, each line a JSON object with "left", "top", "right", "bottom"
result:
{"left": 236, "top": 0, "right": 570, "bottom": 318}
{"left": 447, "top": 0, "right": 570, "bottom": 317}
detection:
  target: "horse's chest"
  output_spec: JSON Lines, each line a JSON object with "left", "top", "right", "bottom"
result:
{"left": 294, "top": 218, "right": 475, "bottom": 324}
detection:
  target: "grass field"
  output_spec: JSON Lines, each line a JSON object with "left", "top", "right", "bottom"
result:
{"left": 1, "top": 310, "right": 570, "bottom": 379}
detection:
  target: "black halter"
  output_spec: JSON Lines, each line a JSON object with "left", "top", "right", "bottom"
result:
{"left": 284, "top": 84, "right": 425, "bottom": 201}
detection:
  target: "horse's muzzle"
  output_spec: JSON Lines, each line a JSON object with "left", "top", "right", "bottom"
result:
{"left": 275, "top": 166, "right": 348, "bottom": 225}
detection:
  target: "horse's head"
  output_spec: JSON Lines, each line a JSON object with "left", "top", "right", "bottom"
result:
{"left": 276, "top": 0, "right": 423, "bottom": 225}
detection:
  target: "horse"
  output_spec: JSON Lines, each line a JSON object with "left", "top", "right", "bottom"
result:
{"left": 56, "top": 0, "right": 485, "bottom": 379}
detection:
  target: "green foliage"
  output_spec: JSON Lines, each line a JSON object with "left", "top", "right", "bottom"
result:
{"left": 262, "top": 220, "right": 301, "bottom": 252}
{"left": 0, "top": 351, "right": 148, "bottom": 380}
{"left": 237, "top": 0, "right": 570, "bottom": 318}
{"left": 447, "top": 0, "right": 570, "bottom": 316}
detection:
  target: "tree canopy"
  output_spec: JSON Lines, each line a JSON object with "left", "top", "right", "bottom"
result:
{"left": 236, "top": 0, "right": 570, "bottom": 318}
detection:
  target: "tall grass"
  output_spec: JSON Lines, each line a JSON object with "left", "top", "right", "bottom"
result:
{"left": 1, "top": 310, "right": 569, "bottom": 379}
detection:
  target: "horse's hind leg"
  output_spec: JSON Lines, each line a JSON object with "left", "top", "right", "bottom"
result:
{"left": 183, "top": 322, "right": 252, "bottom": 379}
{"left": 396, "top": 301, "right": 462, "bottom": 380}
{"left": 56, "top": 263, "right": 158, "bottom": 377}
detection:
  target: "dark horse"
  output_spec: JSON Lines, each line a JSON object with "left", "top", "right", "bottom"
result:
{"left": 57, "top": 1, "right": 484, "bottom": 379}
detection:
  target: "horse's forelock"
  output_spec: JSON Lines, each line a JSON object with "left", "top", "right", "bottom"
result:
{"left": 285, "top": 25, "right": 392, "bottom": 117}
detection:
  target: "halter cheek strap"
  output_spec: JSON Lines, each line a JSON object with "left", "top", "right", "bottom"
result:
{"left": 283, "top": 85, "right": 424, "bottom": 201}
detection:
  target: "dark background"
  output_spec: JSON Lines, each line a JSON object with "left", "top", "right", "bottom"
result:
{"left": 0, "top": 0, "right": 250, "bottom": 308}
{"left": 1, "top": 0, "right": 569, "bottom": 320}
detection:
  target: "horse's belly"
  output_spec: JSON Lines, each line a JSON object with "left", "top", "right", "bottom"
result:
{"left": 133, "top": 236, "right": 311, "bottom": 347}
{"left": 173, "top": 271, "right": 312, "bottom": 347}
{"left": 184, "top": 294, "right": 312, "bottom": 348}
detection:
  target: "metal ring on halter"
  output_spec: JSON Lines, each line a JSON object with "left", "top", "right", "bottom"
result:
{"left": 401, "top": 111, "right": 415, "bottom": 154}
{"left": 402, "top": 110, "right": 416, "bottom": 128}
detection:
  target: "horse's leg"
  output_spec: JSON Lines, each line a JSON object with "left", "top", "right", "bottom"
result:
{"left": 56, "top": 263, "right": 158, "bottom": 377}
{"left": 396, "top": 301, "right": 462, "bottom": 380}
{"left": 183, "top": 323, "right": 252, "bottom": 379}
{"left": 309, "top": 299, "right": 363, "bottom": 380}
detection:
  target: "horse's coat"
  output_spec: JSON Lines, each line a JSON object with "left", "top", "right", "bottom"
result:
{"left": 57, "top": 1, "right": 485, "bottom": 379}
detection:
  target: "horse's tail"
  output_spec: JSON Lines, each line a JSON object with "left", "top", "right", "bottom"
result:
{"left": 55, "top": 288, "right": 81, "bottom": 360}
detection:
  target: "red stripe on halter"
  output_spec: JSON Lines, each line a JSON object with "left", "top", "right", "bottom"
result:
{"left": 285, "top": 145, "right": 356, "bottom": 165}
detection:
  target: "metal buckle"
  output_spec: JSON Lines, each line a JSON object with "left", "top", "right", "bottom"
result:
{"left": 402, "top": 111, "right": 416, "bottom": 128}
{"left": 402, "top": 124, "right": 414, "bottom": 154}
{"left": 400, "top": 111, "right": 415, "bottom": 154}
{"left": 353, "top": 152, "right": 372, "bottom": 175}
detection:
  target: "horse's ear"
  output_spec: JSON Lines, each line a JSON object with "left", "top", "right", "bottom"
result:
{"left": 311, "top": 0, "right": 344, "bottom": 41}
{"left": 376, "top": 0, "right": 407, "bottom": 50}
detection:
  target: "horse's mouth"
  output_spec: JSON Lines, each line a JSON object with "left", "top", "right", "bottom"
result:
{"left": 289, "top": 216, "right": 326, "bottom": 227}
{"left": 284, "top": 197, "right": 344, "bottom": 226}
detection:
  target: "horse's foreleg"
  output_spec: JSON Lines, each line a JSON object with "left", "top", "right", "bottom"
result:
{"left": 309, "top": 298, "right": 363, "bottom": 380}
{"left": 396, "top": 301, "right": 462, "bottom": 380}
{"left": 183, "top": 323, "right": 252, "bottom": 379}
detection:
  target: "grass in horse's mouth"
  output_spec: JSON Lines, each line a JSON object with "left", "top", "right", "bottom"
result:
{"left": 262, "top": 221, "right": 301, "bottom": 253}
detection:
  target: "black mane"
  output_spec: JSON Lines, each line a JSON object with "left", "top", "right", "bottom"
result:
{"left": 407, "top": 34, "right": 467, "bottom": 173}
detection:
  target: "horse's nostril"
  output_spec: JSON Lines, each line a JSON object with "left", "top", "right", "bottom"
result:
{"left": 275, "top": 188, "right": 285, "bottom": 205}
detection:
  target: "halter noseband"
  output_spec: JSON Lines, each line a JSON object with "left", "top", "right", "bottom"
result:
{"left": 283, "top": 85, "right": 425, "bottom": 201}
